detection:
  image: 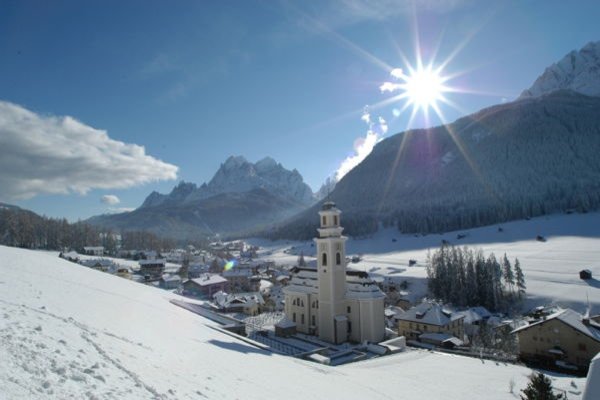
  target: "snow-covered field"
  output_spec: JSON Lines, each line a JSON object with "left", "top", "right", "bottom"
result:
{"left": 249, "top": 212, "right": 600, "bottom": 311}
{"left": 0, "top": 245, "right": 587, "bottom": 399}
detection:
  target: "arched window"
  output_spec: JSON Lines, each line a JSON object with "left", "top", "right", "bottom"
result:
{"left": 334, "top": 215, "right": 338, "bottom": 225}
{"left": 322, "top": 216, "right": 327, "bottom": 225}
{"left": 336, "top": 252, "right": 341, "bottom": 265}
{"left": 292, "top": 299, "right": 296, "bottom": 306}
{"left": 300, "top": 300, "right": 304, "bottom": 307}
{"left": 322, "top": 252, "right": 327, "bottom": 266}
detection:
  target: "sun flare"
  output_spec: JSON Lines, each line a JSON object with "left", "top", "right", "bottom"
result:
{"left": 404, "top": 66, "right": 445, "bottom": 110}
{"left": 380, "top": 64, "right": 450, "bottom": 117}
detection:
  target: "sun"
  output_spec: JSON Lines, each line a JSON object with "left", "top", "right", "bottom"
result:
{"left": 381, "top": 64, "right": 450, "bottom": 117}
{"left": 404, "top": 66, "right": 445, "bottom": 111}
{"left": 379, "top": 63, "right": 452, "bottom": 125}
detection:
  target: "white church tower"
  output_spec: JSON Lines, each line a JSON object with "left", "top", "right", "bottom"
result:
{"left": 315, "top": 201, "right": 348, "bottom": 344}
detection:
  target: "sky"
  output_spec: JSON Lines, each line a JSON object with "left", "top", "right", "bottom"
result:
{"left": 1, "top": 0, "right": 599, "bottom": 221}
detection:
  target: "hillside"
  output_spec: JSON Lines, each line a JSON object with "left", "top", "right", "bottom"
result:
{"left": 268, "top": 90, "right": 600, "bottom": 239}
{"left": 250, "top": 211, "right": 600, "bottom": 312}
{"left": 0, "top": 245, "right": 587, "bottom": 399}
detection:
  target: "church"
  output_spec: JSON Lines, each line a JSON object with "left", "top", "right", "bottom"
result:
{"left": 283, "top": 202, "right": 386, "bottom": 344}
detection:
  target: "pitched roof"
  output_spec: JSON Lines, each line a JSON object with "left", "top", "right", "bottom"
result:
{"left": 512, "top": 309, "right": 600, "bottom": 342}
{"left": 188, "top": 274, "right": 228, "bottom": 287}
{"left": 396, "top": 302, "right": 463, "bottom": 326}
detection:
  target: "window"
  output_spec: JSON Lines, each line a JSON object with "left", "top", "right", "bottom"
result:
{"left": 322, "top": 253, "right": 327, "bottom": 266}
{"left": 292, "top": 299, "right": 296, "bottom": 306}
{"left": 334, "top": 215, "right": 338, "bottom": 225}
{"left": 300, "top": 300, "right": 304, "bottom": 307}
{"left": 336, "top": 252, "right": 341, "bottom": 265}
{"left": 301, "top": 314, "right": 305, "bottom": 324}
{"left": 347, "top": 306, "right": 351, "bottom": 314}
{"left": 322, "top": 216, "right": 326, "bottom": 225}
{"left": 312, "top": 315, "right": 316, "bottom": 325}
{"left": 348, "top": 321, "right": 352, "bottom": 333}
{"left": 293, "top": 313, "right": 296, "bottom": 322}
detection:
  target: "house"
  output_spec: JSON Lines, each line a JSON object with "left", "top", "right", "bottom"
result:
{"left": 160, "top": 274, "right": 182, "bottom": 290}
{"left": 396, "top": 302, "right": 465, "bottom": 342}
{"left": 580, "top": 269, "right": 593, "bottom": 280}
{"left": 60, "top": 251, "right": 80, "bottom": 262}
{"left": 81, "top": 258, "right": 114, "bottom": 272}
{"left": 83, "top": 246, "right": 104, "bottom": 256}
{"left": 139, "top": 259, "right": 166, "bottom": 280}
{"left": 183, "top": 274, "right": 229, "bottom": 298}
{"left": 213, "top": 291, "right": 264, "bottom": 315}
{"left": 223, "top": 267, "right": 258, "bottom": 292}
{"left": 283, "top": 202, "right": 386, "bottom": 344}
{"left": 512, "top": 308, "right": 600, "bottom": 371}
{"left": 454, "top": 306, "right": 492, "bottom": 335}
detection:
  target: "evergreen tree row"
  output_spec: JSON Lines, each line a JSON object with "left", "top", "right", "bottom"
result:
{"left": 426, "top": 245, "right": 526, "bottom": 312}
{"left": 0, "top": 207, "right": 178, "bottom": 253}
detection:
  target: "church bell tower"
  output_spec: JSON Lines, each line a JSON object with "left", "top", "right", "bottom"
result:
{"left": 315, "top": 201, "right": 348, "bottom": 344}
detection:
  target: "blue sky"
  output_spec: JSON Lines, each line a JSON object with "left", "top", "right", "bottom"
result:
{"left": 1, "top": 0, "right": 599, "bottom": 220}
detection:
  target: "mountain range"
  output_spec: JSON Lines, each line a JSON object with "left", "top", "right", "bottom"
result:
{"left": 89, "top": 40, "right": 600, "bottom": 241}
{"left": 267, "top": 41, "right": 600, "bottom": 239}
{"left": 88, "top": 156, "right": 316, "bottom": 239}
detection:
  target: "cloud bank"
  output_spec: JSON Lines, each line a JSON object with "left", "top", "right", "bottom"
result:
{"left": 101, "top": 195, "right": 120, "bottom": 205}
{"left": 0, "top": 101, "right": 178, "bottom": 201}
{"left": 336, "top": 107, "right": 388, "bottom": 180}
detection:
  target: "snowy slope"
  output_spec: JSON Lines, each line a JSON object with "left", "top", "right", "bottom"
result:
{"left": 0, "top": 246, "right": 586, "bottom": 399}
{"left": 250, "top": 212, "right": 600, "bottom": 311}
{"left": 520, "top": 41, "right": 600, "bottom": 98}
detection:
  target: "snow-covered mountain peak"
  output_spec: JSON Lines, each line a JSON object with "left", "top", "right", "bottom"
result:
{"left": 520, "top": 40, "right": 600, "bottom": 99}
{"left": 222, "top": 155, "right": 249, "bottom": 170}
{"left": 255, "top": 156, "right": 279, "bottom": 171}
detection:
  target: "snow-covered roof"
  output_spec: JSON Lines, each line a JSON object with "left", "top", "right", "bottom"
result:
{"left": 512, "top": 309, "right": 600, "bottom": 342}
{"left": 283, "top": 267, "right": 385, "bottom": 299}
{"left": 83, "top": 246, "right": 104, "bottom": 251}
{"left": 161, "top": 274, "right": 182, "bottom": 283}
{"left": 454, "top": 307, "right": 492, "bottom": 325}
{"left": 213, "top": 291, "right": 264, "bottom": 308}
{"left": 396, "top": 302, "right": 463, "bottom": 326}
{"left": 188, "top": 274, "right": 228, "bottom": 287}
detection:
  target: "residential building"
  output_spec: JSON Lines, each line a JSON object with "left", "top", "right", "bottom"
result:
{"left": 83, "top": 246, "right": 104, "bottom": 256}
{"left": 212, "top": 291, "right": 264, "bottom": 315}
{"left": 396, "top": 302, "right": 465, "bottom": 341}
{"left": 139, "top": 259, "right": 166, "bottom": 280}
{"left": 283, "top": 202, "right": 386, "bottom": 344}
{"left": 183, "top": 274, "right": 229, "bottom": 298}
{"left": 512, "top": 308, "right": 600, "bottom": 371}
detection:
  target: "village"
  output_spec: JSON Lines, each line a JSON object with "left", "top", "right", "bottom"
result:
{"left": 57, "top": 203, "right": 600, "bottom": 383}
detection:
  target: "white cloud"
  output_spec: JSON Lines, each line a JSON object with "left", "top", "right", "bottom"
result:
{"left": 0, "top": 101, "right": 178, "bottom": 201}
{"left": 336, "top": 110, "right": 388, "bottom": 180}
{"left": 101, "top": 195, "right": 120, "bottom": 205}
{"left": 380, "top": 81, "right": 402, "bottom": 93}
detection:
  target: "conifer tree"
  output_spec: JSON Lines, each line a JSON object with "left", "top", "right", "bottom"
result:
{"left": 514, "top": 258, "right": 526, "bottom": 299}
{"left": 520, "top": 373, "right": 563, "bottom": 400}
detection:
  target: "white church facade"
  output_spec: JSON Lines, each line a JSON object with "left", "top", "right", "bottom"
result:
{"left": 283, "top": 202, "right": 386, "bottom": 344}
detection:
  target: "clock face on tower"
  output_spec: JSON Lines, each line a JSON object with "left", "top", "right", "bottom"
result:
{"left": 319, "top": 244, "right": 327, "bottom": 252}
{"left": 335, "top": 243, "right": 342, "bottom": 251}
